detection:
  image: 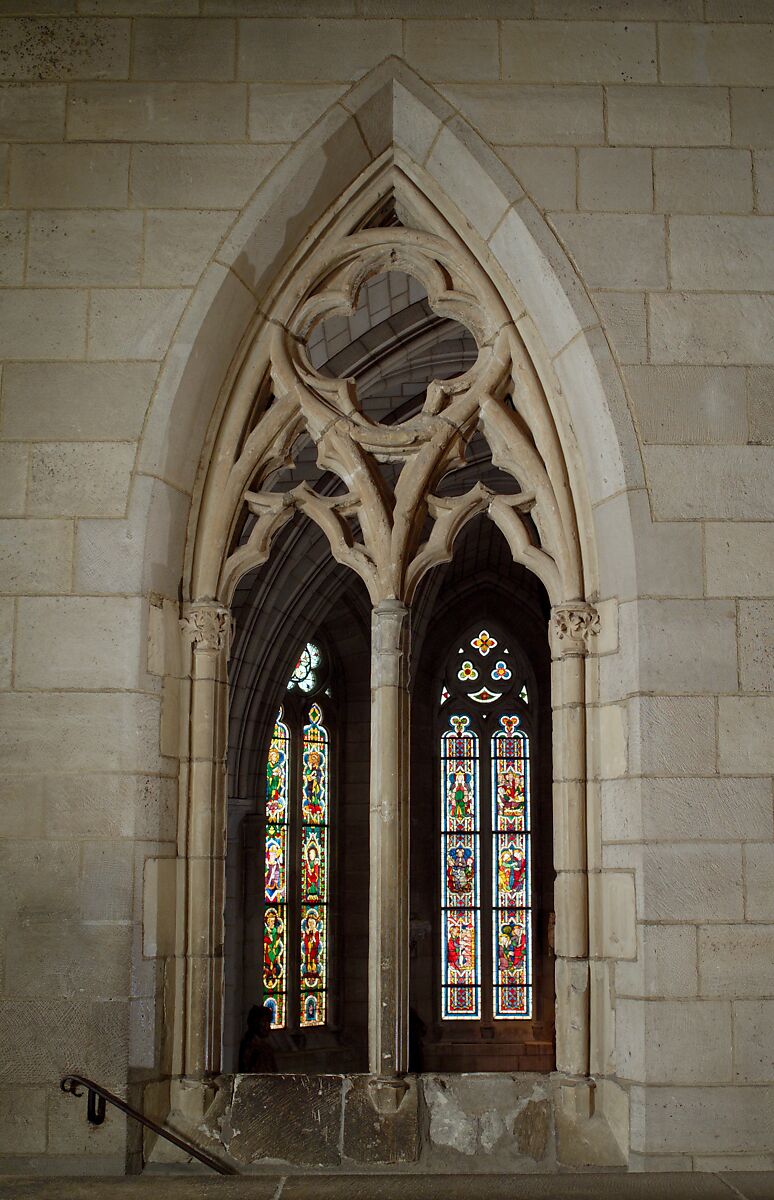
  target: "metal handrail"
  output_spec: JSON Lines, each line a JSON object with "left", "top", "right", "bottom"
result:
{"left": 60, "top": 1074, "right": 239, "bottom": 1176}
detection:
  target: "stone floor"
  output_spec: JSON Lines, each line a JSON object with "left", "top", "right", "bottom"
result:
{"left": 1, "top": 1175, "right": 774, "bottom": 1199}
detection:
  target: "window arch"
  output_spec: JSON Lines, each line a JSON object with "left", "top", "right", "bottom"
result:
{"left": 439, "top": 624, "right": 534, "bottom": 1026}
{"left": 261, "top": 641, "right": 334, "bottom": 1031}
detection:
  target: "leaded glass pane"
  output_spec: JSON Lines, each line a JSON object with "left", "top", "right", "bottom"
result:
{"left": 440, "top": 714, "right": 481, "bottom": 1020}
{"left": 299, "top": 702, "right": 329, "bottom": 1026}
{"left": 491, "top": 715, "right": 532, "bottom": 1018}
{"left": 263, "top": 712, "right": 290, "bottom": 1028}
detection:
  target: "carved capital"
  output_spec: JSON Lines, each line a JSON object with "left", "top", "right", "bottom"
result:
{"left": 180, "top": 603, "right": 231, "bottom": 655}
{"left": 551, "top": 603, "right": 600, "bottom": 657}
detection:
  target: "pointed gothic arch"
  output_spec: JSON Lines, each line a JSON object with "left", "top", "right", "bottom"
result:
{"left": 148, "top": 59, "right": 641, "bottom": 1157}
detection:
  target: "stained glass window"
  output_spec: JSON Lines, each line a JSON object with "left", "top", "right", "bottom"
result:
{"left": 438, "top": 622, "right": 534, "bottom": 1025}
{"left": 262, "top": 712, "right": 290, "bottom": 1028}
{"left": 288, "top": 642, "right": 321, "bottom": 692}
{"left": 440, "top": 714, "right": 481, "bottom": 1019}
{"left": 492, "top": 715, "right": 531, "bottom": 1018}
{"left": 299, "top": 703, "right": 329, "bottom": 1027}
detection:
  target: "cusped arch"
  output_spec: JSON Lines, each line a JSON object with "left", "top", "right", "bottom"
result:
{"left": 132, "top": 57, "right": 643, "bottom": 612}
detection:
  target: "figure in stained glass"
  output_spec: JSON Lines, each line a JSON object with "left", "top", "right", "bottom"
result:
{"left": 302, "top": 835, "right": 322, "bottom": 901}
{"left": 498, "top": 917, "right": 527, "bottom": 974}
{"left": 302, "top": 747, "right": 325, "bottom": 823}
{"left": 497, "top": 842, "right": 526, "bottom": 899}
{"left": 300, "top": 909, "right": 323, "bottom": 986}
{"left": 446, "top": 842, "right": 474, "bottom": 898}
{"left": 263, "top": 907, "right": 284, "bottom": 988}
{"left": 264, "top": 831, "right": 285, "bottom": 903}
{"left": 496, "top": 765, "right": 525, "bottom": 828}
{"left": 449, "top": 765, "right": 473, "bottom": 824}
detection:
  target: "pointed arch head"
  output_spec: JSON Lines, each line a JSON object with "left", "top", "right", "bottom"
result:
{"left": 134, "top": 57, "right": 642, "bottom": 610}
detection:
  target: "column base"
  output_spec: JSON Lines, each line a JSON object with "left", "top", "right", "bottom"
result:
{"left": 368, "top": 1075, "right": 410, "bottom": 1115}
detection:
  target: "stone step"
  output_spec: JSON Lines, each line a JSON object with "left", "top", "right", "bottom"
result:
{"left": 0, "top": 1174, "right": 772, "bottom": 1199}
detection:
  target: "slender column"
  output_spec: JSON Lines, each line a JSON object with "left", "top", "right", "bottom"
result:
{"left": 550, "top": 601, "right": 599, "bottom": 1080}
{"left": 368, "top": 598, "right": 411, "bottom": 1092}
{"left": 179, "top": 602, "right": 232, "bottom": 1080}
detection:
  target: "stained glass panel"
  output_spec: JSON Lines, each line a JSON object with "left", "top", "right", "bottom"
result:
{"left": 440, "top": 714, "right": 481, "bottom": 1019}
{"left": 263, "top": 713, "right": 290, "bottom": 1028}
{"left": 299, "top": 703, "right": 329, "bottom": 1026}
{"left": 491, "top": 714, "right": 532, "bottom": 1018}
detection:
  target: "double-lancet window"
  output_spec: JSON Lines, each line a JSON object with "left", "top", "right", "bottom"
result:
{"left": 439, "top": 624, "right": 533, "bottom": 1023}
{"left": 261, "top": 642, "right": 333, "bottom": 1030}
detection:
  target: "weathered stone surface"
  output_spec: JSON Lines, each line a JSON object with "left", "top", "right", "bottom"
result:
{"left": 423, "top": 1074, "right": 554, "bottom": 1166}
{"left": 225, "top": 1074, "right": 342, "bottom": 1165}
{"left": 342, "top": 1074, "right": 418, "bottom": 1163}
{"left": 514, "top": 1099, "right": 551, "bottom": 1161}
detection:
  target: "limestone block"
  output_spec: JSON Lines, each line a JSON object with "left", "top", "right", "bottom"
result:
{"left": 594, "top": 489, "right": 703, "bottom": 602}
{"left": 0, "top": 82, "right": 65, "bottom": 139}
{"left": 589, "top": 870, "right": 636, "bottom": 958}
{"left": 535, "top": 0, "right": 702, "bottom": 13}
{"left": 0, "top": 288, "right": 86, "bottom": 359}
{"left": 405, "top": 20, "right": 499, "bottom": 83}
{"left": 27, "top": 441, "right": 134, "bottom": 517}
{"left": 249, "top": 82, "right": 345, "bottom": 141}
{"left": 748, "top": 367, "right": 774, "bottom": 443}
{"left": 719, "top": 697, "right": 774, "bottom": 774}
{"left": 503, "top": 20, "right": 656, "bottom": 84}
{"left": 640, "top": 843, "right": 743, "bottom": 923}
{"left": 0, "top": 597, "right": 12, "bottom": 690}
{"left": 496, "top": 146, "right": 575, "bottom": 211}
{"left": 363, "top": 0, "right": 532, "bottom": 11}
{"left": 75, "top": 473, "right": 190, "bottom": 598}
{"left": 630, "top": 1083, "right": 774, "bottom": 1155}
{"left": 593, "top": 290, "right": 647, "bottom": 365}
{"left": 226, "top": 1074, "right": 342, "bottom": 1165}
{"left": 706, "top": 0, "right": 774, "bottom": 14}
{"left": 738, "top": 601, "right": 774, "bottom": 694}
{"left": 0, "top": 211, "right": 24, "bottom": 284}
{"left": 27, "top": 210, "right": 142, "bottom": 286}
{"left": 609, "top": 777, "right": 773, "bottom": 845}
{"left": 3, "top": 921, "right": 131, "bottom": 1000}
{"left": 142, "top": 855, "right": 178, "bottom": 958}
{"left": 651, "top": 287, "right": 774, "bottom": 361}
{"left": 732, "top": 87, "right": 774, "bottom": 148}
{"left": 627, "top": 695, "right": 715, "bottom": 777}
{"left": 0, "top": 444, "right": 27, "bottom": 515}
{"left": 341, "top": 1075, "right": 418, "bottom": 1163}
{"left": 47, "top": 1087, "right": 127, "bottom": 1155}
{"left": 616, "top": 999, "right": 732, "bottom": 1085}
{"left": 131, "top": 144, "right": 285, "bottom": 210}
{"left": 0, "top": 691, "right": 164, "bottom": 773}
{"left": 68, "top": 82, "right": 247, "bottom": 141}
{"left": 0, "top": 145, "right": 6, "bottom": 205}
{"left": 88, "top": 288, "right": 189, "bottom": 360}
{"left": 733, "top": 999, "right": 774, "bottom": 1083}
{"left": 0, "top": 997, "right": 128, "bottom": 1086}
{"left": 616, "top": 924, "right": 699, "bottom": 999}
{"left": 422, "top": 1074, "right": 553, "bottom": 1165}
{"left": 0, "top": 1089, "right": 47, "bottom": 1154}
{"left": 607, "top": 85, "right": 730, "bottom": 146}
{"left": 0, "top": 518, "right": 72, "bottom": 593}
{"left": 0, "top": 17, "right": 129, "bottom": 81}
{"left": 16, "top": 596, "right": 145, "bottom": 690}
{"left": 0, "top": 361, "right": 156, "bottom": 441}
{"left": 132, "top": 17, "right": 235, "bottom": 80}
{"left": 699, "top": 925, "right": 774, "bottom": 996}
{"left": 143, "top": 210, "right": 232, "bottom": 286}
{"left": 10, "top": 143, "right": 129, "bottom": 207}
{"left": 626, "top": 364, "right": 747, "bottom": 445}
{"left": 0, "top": 838, "right": 80, "bottom": 924}
{"left": 654, "top": 148, "right": 753, "bottom": 214}
{"left": 577, "top": 147, "right": 652, "bottom": 213}
{"left": 21, "top": 771, "right": 174, "bottom": 841}
{"left": 442, "top": 84, "right": 604, "bottom": 146}
{"left": 744, "top": 844, "right": 774, "bottom": 921}
{"left": 426, "top": 121, "right": 515, "bottom": 241}
{"left": 80, "top": 841, "right": 134, "bottom": 923}
{"left": 756, "top": 150, "right": 774, "bottom": 213}
{"left": 605, "top": 600, "right": 737, "bottom": 697}
{"left": 705, "top": 523, "right": 774, "bottom": 597}
{"left": 237, "top": 19, "right": 401, "bottom": 81}
{"left": 660, "top": 23, "right": 774, "bottom": 86}
{"left": 646, "top": 446, "right": 774, "bottom": 518}
{"left": 551, "top": 213, "right": 666, "bottom": 289}
{"left": 85, "top": 0, "right": 197, "bottom": 10}
{"left": 670, "top": 216, "right": 774, "bottom": 292}
{"left": 593, "top": 704, "right": 627, "bottom": 779}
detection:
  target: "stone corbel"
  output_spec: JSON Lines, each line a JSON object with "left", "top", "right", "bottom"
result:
{"left": 180, "top": 603, "right": 232, "bottom": 655}
{"left": 550, "top": 602, "right": 600, "bottom": 658}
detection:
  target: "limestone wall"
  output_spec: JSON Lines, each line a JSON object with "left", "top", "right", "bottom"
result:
{"left": 0, "top": 2, "right": 772, "bottom": 1175}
